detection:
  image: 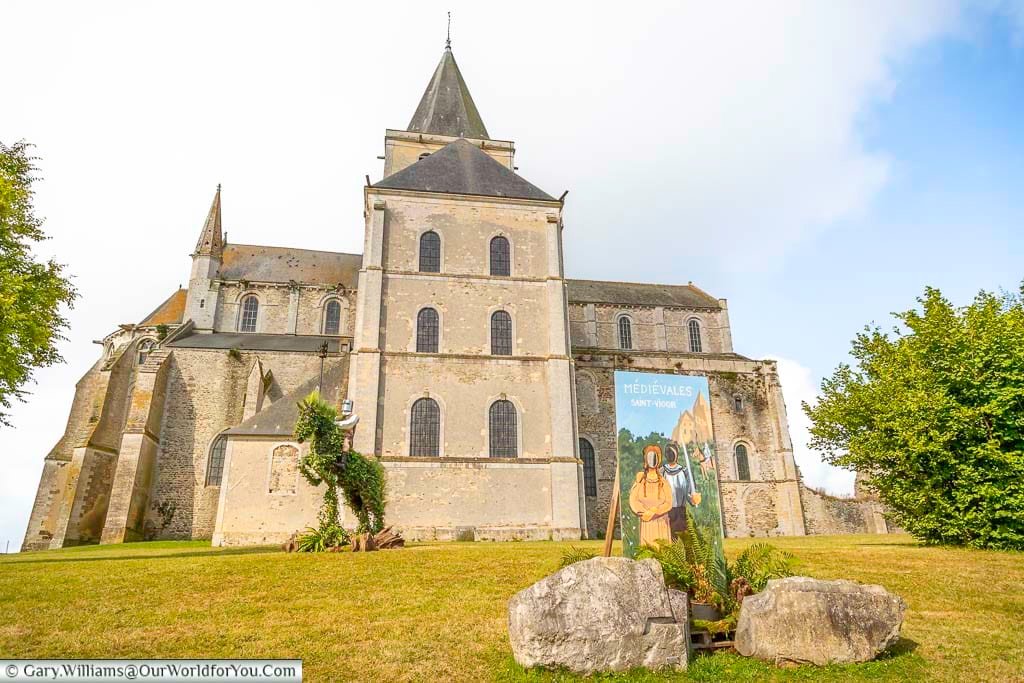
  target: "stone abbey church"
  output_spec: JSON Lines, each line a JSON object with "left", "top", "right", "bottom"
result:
{"left": 23, "top": 44, "right": 892, "bottom": 551}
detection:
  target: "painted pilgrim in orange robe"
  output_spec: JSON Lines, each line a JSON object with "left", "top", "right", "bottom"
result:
{"left": 628, "top": 444, "right": 673, "bottom": 548}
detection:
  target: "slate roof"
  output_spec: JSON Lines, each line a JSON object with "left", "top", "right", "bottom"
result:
{"left": 224, "top": 362, "right": 346, "bottom": 437}
{"left": 218, "top": 245, "right": 361, "bottom": 287}
{"left": 566, "top": 279, "right": 722, "bottom": 309}
{"left": 374, "top": 139, "right": 555, "bottom": 202}
{"left": 167, "top": 332, "right": 346, "bottom": 353}
{"left": 139, "top": 288, "right": 187, "bottom": 326}
{"left": 408, "top": 47, "right": 489, "bottom": 140}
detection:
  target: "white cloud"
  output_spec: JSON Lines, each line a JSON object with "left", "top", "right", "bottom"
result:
{"left": 772, "top": 356, "right": 856, "bottom": 496}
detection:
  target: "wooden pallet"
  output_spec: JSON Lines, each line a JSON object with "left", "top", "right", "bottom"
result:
{"left": 690, "top": 629, "right": 735, "bottom": 651}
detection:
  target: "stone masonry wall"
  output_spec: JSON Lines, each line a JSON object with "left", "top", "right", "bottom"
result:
{"left": 149, "top": 347, "right": 347, "bottom": 540}
{"left": 800, "top": 484, "right": 893, "bottom": 535}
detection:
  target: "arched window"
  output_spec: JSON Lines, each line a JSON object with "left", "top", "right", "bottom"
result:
{"left": 735, "top": 443, "right": 751, "bottom": 481}
{"left": 137, "top": 339, "right": 153, "bottom": 366}
{"left": 409, "top": 398, "right": 440, "bottom": 457}
{"left": 688, "top": 319, "right": 703, "bottom": 353}
{"left": 416, "top": 307, "right": 439, "bottom": 353}
{"left": 206, "top": 435, "right": 227, "bottom": 486}
{"left": 490, "top": 236, "right": 510, "bottom": 276}
{"left": 579, "top": 438, "right": 597, "bottom": 497}
{"left": 419, "top": 231, "right": 441, "bottom": 272}
{"left": 323, "top": 299, "right": 341, "bottom": 335}
{"left": 239, "top": 295, "right": 259, "bottom": 333}
{"left": 489, "top": 400, "right": 518, "bottom": 458}
{"left": 491, "top": 310, "right": 512, "bottom": 355}
{"left": 617, "top": 315, "right": 633, "bottom": 350}
{"left": 734, "top": 395, "right": 744, "bottom": 412}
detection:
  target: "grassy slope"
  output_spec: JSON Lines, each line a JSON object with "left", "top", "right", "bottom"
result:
{"left": 0, "top": 535, "right": 1021, "bottom": 682}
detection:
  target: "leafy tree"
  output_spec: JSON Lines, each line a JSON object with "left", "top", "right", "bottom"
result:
{"left": 0, "top": 142, "right": 76, "bottom": 426}
{"left": 805, "top": 286, "right": 1024, "bottom": 550}
{"left": 293, "top": 392, "right": 386, "bottom": 549}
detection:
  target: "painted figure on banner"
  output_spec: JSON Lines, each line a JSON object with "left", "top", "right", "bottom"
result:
{"left": 615, "top": 370, "right": 727, "bottom": 564}
{"left": 661, "top": 442, "right": 699, "bottom": 537}
{"left": 628, "top": 444, "right": 673, "bottom": 547}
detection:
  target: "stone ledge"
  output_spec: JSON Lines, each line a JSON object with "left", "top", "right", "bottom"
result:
{"left": 380, "top": 455, "right": 580, "bottom": 467}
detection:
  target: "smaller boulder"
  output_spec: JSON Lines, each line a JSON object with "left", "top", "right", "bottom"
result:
{"left": 735, "top": 576, "right": 907, "bottom": 666}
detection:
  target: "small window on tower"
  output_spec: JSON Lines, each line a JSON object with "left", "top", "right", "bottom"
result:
{"left": 199, "top": 299, "right": 205, "bottom": 309}
{"left": 734, "top": 395, "right": 744, "bottom": 412}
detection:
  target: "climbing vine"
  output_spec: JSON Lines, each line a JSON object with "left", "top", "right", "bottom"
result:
{"left": 293, "top": 392, "right": 386, "bottom": 547}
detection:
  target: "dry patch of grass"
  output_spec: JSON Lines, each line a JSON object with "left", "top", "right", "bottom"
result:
{"left": 1, "top": 535, "right": 1021, "bottom": 682}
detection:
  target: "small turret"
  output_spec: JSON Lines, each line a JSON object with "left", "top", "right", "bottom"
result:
{"left": 194, "top": 184, "right": 223, "bottom": 257}
{"left": 184, "top": 185, "right": 224, "bottom": 330}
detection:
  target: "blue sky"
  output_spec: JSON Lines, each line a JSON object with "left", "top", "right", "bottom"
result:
{"left": 1, "top": 2, "right": 1023, "bottom": 549}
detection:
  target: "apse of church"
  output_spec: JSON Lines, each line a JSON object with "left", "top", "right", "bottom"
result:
{"left": 22, "top": 41, "right": 895, "bottom": 552}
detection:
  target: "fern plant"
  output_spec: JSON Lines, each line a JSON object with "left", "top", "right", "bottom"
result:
{"left": 559, "top": 546, "right": 597, "bottom": 568}
{"left": 638, "top": 508, "right": 795, "bottom": 627}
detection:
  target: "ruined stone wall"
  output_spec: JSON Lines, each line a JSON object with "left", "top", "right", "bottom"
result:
{"left": 149, "top": 348, "right": 346, "bottom": 540}
{"left": 799, "top": 484, "right": 893, "bottom": 535}
{"left": 574, "top": 353, "right": 805, "bottom": 538}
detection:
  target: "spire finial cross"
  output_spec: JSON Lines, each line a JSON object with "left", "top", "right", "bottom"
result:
{"left": 446, "top": 11, "right": 451, "bottom": 49}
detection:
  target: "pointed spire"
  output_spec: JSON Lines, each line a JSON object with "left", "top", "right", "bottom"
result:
{"left": 407, "top": 44, "right": 489, "bottom": 140}
{"left": 194, "top": 184, "right": 223, "bottom": 257}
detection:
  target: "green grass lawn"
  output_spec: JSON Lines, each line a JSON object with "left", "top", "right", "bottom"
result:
{"left": 1, "top": 535, "right": 1021, "bottom": 682}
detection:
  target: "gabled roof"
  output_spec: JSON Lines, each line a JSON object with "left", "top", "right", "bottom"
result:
{"left": 374, "top": 139, "right": 555, "bottom": 202}
{"left": 139, "top": 288, "right": 187, "bottom": 326}
{"left": 218, "top": 245, "right": 362, "bottom": 287}
{"left": 408, "top": 47, "right": 489, "bottom": 140}
{"left": 566, "top": 279, "right": 722, "bottom": 309}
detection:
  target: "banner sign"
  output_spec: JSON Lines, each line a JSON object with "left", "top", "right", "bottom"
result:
{"left": 614, "top": 371, "right": 726, "bottom": 561}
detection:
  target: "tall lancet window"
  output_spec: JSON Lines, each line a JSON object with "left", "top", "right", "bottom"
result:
{"left": 489, "top": 400, "right": 518, "bottom": 458}
{"left": 490, "top": 236, "right": 510, "bottom": 276}
{"left": 579, "top": 438, "right": 597, "bottom": 497}
{"left": 239, "top": 296, "right": 259, "bottom": 333}
{"left": 618, "top": 315, "right": 633, "bottom": 350}
{"left": 735, "top": 443, "right": 751, "bottom": 481}
{"left": 206, "top": 435, "right": 227, "bottom": 486}
{"left": 419, "top": 231, "right": 441, "bottom": 272}
{"left": 688, "top": 319, "right": 703, "bottom": 353}
{"left": 491, "top": 310, "right": 512, "bottom": 355}
{"left": 323, "top": 300, "right": 341, "bottom": 335}
{"left": 416, "top": 307, "right": 439, "bottom": 353}
{"left": 409, "top": 398, "right": 440, "bottom": 457}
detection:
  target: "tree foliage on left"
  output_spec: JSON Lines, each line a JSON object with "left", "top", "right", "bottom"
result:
{"left": 0, "top": 141, "right": 77, "bottom": 426}
{"left": 293, "top": 392, "right": 386, "bottom": 549}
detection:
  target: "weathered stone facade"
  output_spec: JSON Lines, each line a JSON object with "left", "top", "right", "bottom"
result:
{"left": 22, "top": 43, "right": 892, "bottom": 551}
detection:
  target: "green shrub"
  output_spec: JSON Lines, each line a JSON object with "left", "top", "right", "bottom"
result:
{"left": 806, "top": 285, "right": 1024, "bottom": 550}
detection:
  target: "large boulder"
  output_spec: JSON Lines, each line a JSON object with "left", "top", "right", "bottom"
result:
{"left": 735, "top": 576, "right": 907, "bottom": 665}
{"left": 508, "top": 557, "right": 689, "bottom": 673}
